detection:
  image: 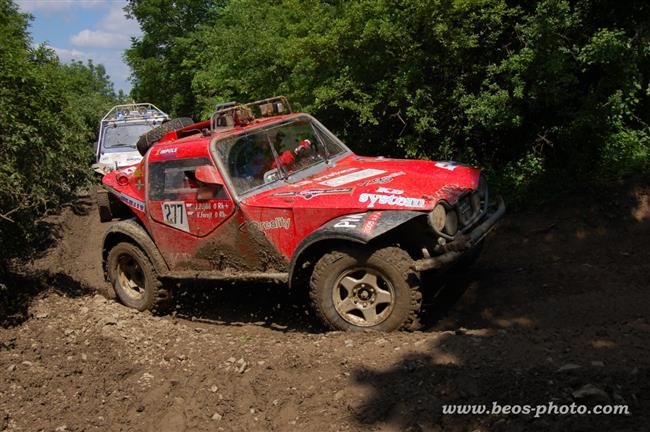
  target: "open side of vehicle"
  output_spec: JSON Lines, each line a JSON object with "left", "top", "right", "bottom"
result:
{"left": 99, "top": 97, "right": 505, "bottom": 331}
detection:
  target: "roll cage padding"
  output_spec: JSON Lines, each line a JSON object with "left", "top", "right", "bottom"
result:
{"left": 288, "top": 210, "right": 423, "bottom": 287}
{"left": 102, "top": 219, "right": 169, "bottom": 277}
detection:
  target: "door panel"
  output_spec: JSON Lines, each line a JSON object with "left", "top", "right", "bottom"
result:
{"left": 147, "top": 157, "right": 234, "bottom": 237}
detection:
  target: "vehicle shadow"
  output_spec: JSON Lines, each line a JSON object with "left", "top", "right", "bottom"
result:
{"left": 346, "top": 182, "right": 650, "bottom": 430}
{"left": 168, "top": 263, "right": 487, "bottom": 334}
{"left": 170, "top": 280, "right": 327, "bottom": 333}
{"left": 348, "top": 336, "right": 648, "bottom": 431}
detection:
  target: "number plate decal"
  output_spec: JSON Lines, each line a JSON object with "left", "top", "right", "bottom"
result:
{"left": 161, "top": 201, "right": 190, "bottom": 232}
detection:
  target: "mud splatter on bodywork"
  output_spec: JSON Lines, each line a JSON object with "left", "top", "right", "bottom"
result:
{"left": 193, "top": 210, "right": 288, "bottom": 273}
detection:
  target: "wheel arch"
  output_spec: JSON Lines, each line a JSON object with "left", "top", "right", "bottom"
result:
{"left": 102, "top": 219, "right": 169, "bottom": 278}
{"left": 289, "top": 236, "right": 364, "bottom": 290}
{"left": 288, "top": 210, "right": 425, "bottom": 289}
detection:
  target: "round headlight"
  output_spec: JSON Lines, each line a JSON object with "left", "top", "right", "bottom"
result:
{"left": 445, "top": 210, "right": 458, "bottom": 235}
{"left": 429, "top": 204, "right": 446, "bottom": 232}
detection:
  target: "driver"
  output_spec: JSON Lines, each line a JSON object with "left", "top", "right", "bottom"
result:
{"left": 237, "top": 135, "right": 272, "bottom": 179}
{"left": 231, "top": 131, "right": 314, "bottom": 191}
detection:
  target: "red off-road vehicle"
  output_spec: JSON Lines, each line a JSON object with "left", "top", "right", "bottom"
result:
{"left": 99, "top": 97, "right": 505, "bottom": 331}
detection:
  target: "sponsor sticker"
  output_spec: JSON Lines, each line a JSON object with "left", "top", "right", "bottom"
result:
{"left": 361, "top": 212, "right": 382, "bottom": 234}
{"left": 334, "top": 213, "right": 365, "bottom": 229}
{"left": 106, "top": 187, "right": 145, "bottom": 212}
{"left": 272, "top": 188, "right": 353, "bottom": 200}
{"left": 158, "top": 147, "right": 178, "bottom": 155}
{"left": 358, "top": 193, "right": 425, "bottom": 209}
{"left": 319, "top": 169, "right": 386, "bottom": 187}
{"left": 311, "top": 168, "right": 359, "bottom": 183}
{"left": 376, "top": 187, "right": 403, "bottom": 195}
{"left": 358, "top": 171, "right": 405, "bottom": 186}
{"left": 435, "top": 161, "right": 459, "bottom": 171}
{"left": 246, "top": 217, "right": 291, "bottom": 231}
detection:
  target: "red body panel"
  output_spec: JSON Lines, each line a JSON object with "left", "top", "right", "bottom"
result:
{"left": 102, "top": 115, "right": 481, "bottom": 272}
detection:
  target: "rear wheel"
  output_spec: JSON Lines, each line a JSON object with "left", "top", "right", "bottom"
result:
{"left": 136, "top": 117, "right": 194, "bottom": 156}
{"left": 107, "top": 242, "right": 171, "bottom": 313}
{"left": 309, "top": 246, "right": 422, "bottom": 331}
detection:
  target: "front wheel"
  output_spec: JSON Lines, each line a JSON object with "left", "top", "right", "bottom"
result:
{"left": 309, "top": 246, "right": 422, "bottom": 331}
{"left": 106, "top": 242, "right": 171, "bottom": 313}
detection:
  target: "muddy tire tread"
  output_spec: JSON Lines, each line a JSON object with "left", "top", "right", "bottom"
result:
{"left": 309, "top": 246, "right": 422, "bottom": 331}
{"left": 107, "top": 242, "right": 171, "bottom": 314}
{"left": 97, "top": 190, "right": 112, "bottom": 222}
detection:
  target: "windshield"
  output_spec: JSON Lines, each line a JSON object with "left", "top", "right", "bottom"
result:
{"left": 216, "top": 116, "right": 347, "bottom": 195}
{"left": 101, "top": 123, "right": 153, "bottom": 149}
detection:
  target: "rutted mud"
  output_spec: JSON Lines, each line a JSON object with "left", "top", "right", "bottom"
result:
{"left": 1, "top": 183, "right": 649, "bottom": 431}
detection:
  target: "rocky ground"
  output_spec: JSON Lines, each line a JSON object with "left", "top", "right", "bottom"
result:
{"left": 1, "top": 182, "right": 649, "bottom": 431}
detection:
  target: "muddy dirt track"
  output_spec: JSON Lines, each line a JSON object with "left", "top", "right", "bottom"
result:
{"left": 1, "top": 182, "right": 649, "bottom": 431}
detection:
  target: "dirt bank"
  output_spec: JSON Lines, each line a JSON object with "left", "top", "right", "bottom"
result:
{"left": 1, "top": 183, "right": 649, "bottom": 431}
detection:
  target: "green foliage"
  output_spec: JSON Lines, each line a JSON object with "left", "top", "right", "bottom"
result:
{"left": 125, "top": 0, "right": 649, "bottom": 199}
{"left": 124, "top": 0, "right": 223, "bottom": 116}
{"left": 0, "top": 0, "right": 117, "bottom": 278}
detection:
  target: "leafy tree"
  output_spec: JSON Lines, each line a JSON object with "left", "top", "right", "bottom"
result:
{"left": 0, "top": 0, "right": 118, "bottom": 284}
{"left": 125, "top": 0, "right": 649, "bottom": 195}
{"left": 182, "top": 0, "right": 648, "bottom": 193}
{"left": 124, "top": 0, "right": 224, "bottom": 116}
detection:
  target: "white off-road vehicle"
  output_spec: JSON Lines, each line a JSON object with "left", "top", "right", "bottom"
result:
{"left": 93, "top": 103, "right": 169, "bottom": 174}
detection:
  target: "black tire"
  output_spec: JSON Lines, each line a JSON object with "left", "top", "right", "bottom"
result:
{"left": 309, "top": 246, "right": 422, "bottom": 332}
{"left": 97, "top": 190, "right": 113, "bottom": 222}
{"left": 136, "top": 117, "right": 194, "bottom": 156}
{"left": 106, "top": 242, "right": 172, "bottom": 313}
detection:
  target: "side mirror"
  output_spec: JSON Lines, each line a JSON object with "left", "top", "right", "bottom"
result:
{"left": 195, "top": 165, "right": 223, "bottom": 185}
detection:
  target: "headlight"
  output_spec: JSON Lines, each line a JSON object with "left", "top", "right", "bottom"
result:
{"left": 429, "top": 204, "right": 446, "bottom": 232}
{"left": 444, "top": 210, "right": 458, "bottom": 235}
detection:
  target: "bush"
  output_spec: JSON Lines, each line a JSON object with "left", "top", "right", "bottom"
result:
{"left": 0, "top": 0, "right": 117, "bottom": 281}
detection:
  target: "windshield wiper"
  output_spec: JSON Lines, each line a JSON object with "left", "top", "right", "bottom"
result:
{"left": 109, "top": 143, "right": 136, "bottom": 148}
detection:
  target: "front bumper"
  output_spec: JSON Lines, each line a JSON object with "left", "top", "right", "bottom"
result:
{"left": 413, "top": 196, "right": 506, "bottom": 271}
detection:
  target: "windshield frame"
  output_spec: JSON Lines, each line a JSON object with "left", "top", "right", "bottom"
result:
{"left": 210, "top": 114, "right": 352, "bottom": 201}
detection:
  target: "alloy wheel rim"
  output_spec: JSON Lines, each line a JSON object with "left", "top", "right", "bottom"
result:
{"left": 332, "top": 267, "right": 395, "bottom": 327}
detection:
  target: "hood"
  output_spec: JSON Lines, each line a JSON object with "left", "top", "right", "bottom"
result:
{"left": 243, "top": 155, "right": 481, "bottom": 211}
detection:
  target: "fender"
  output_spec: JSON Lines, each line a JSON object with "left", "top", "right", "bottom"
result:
{"left": 102, "top": 219, "right": 169, "bottom": 276}
{"left": 288, "top": 210, "right": 424, "bottom": 286}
